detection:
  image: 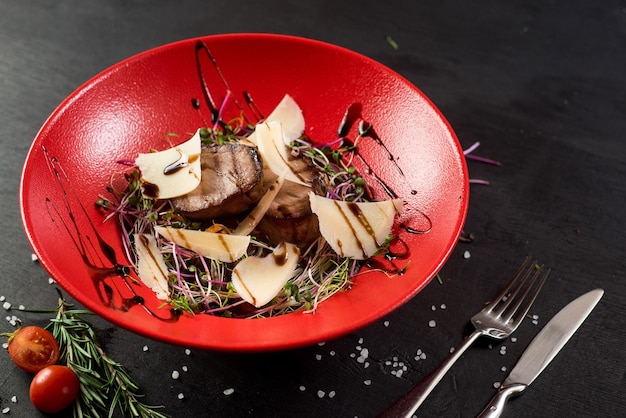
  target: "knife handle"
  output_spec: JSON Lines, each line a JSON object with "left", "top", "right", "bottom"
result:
{"left": 477, "top": 383, "right": 527, "bottom": 418}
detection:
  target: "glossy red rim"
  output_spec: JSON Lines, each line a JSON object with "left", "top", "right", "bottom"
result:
{"left": 21, "top": 34, "right": 468, "bottom": 351}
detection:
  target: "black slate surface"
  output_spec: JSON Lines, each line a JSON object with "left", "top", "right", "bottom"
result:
{"left": 1, "top": 1, "right": 625, "bottom": 417}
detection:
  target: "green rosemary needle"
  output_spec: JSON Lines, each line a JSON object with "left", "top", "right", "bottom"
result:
{"left": 48, "top": 290, "right": 170, "bottom": 418}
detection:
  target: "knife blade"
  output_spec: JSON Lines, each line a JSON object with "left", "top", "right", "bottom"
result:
{"left": 477, "top": 288, "right": 604, "bottom": 418}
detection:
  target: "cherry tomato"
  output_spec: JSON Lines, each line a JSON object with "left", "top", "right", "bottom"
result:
{"left": 7, "top": 326, "right": 60, "bottom": 373}
{"left": 30, "top": 365, "right": 80, "bottom": 414}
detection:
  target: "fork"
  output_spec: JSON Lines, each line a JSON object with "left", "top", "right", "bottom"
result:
{"left": 379, "top": 257, "right": 550, "bottom": 418}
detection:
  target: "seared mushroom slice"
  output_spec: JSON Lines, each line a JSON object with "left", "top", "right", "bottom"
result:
{"left": 172, "top": 142, "right": 264, "bottom": 219}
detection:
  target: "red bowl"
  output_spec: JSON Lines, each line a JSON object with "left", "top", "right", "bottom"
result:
{"left": 20, "top": 34, "right": 468, "bottom": 351}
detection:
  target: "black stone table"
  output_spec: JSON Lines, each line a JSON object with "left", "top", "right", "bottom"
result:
{"left": 1, "top": 1, "right": 624, "bottom": 417}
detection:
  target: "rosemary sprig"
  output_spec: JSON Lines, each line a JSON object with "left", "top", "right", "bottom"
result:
{"left": 48, "top": 289, "right": 170, "bottom": 418}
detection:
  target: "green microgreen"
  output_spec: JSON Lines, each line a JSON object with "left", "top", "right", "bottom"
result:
{"left": 96, "top": 120, "right": 400, "bottom": 318}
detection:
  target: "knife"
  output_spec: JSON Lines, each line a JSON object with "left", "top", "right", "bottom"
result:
{"left": 477, "top": 288, "right": 604, "bottom": 418}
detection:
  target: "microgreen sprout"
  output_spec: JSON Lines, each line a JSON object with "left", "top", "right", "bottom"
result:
{"left": 97, "top": 121, "right": 391, "bottom": 318}
{"left": 464, "top": 141, "right": 501, "bottom": 185}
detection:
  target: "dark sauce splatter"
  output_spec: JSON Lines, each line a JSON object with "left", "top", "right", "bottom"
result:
{"left": 272, "top": 243, "right": 289, "bottom": 267}
{"left": 356, "top": 154, "right": 399, "bottom": 199}
{"left": 334, "top": 103, "right": 434, "bottom": 275}
{"left": 358, "top": 120, "right": 403, "bottom": 176}
{"left": 163, "top": 150, "right": 195, "bottom": 175}
{"left": 194, "top": 41, "right": 225, "bottom": 125}
{"left": 243, "top": 90, "right": 265, "bottom": 121}
{"left": 333, "top": 200, "right": 367, "bottom": 259}
{"left": 141, "top": 182, "right": 159, "bottom": 199}
{"left": 42, "top": 146, "right": 180, "bottom": 322}
{"left": 338, "top": 102, "right": 362, "bottom": 137}
{"left": 193, "top": 41, "right": 260, "bottom": 125}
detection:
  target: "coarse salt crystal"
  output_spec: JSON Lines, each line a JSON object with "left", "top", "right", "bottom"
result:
{"left": 431, "top": 305, "right": 436, "bottom": 311}
{"left": 31, "top": 253, "right": 38, "bottom": 262}
{"left": 493, "top": 382, "right": 501, "bottom": 389}
{"left": 2, "top": 407, "right": 9, "bottom": 414}
{"left": 10, "top": 396, "right": 16, "bottom": 403}
{"left": 184, "top": 349, "right": 192, "bottom": 355}
{"left": 299, "top": 386, "right": 306, "bottom": 392}
{"left": 501, "top": 366, "right": 507, "bottom": 372}
{"left": 330, "top": 350, "right": 336, "bottom": 356}
{"left": 450, "top": 347, "right": 455, "bottom": 353}
{"left": 364, "top": 380, "right": 372, "bottom": 386}
{"left": 511, "top": 337, "right": 517, "bottom": 343}
{"left": 142, "top": 345, "right": 149, "bottom": 352}
{"left": 171, "top": 370, "right": 180, "bottom": 379}
{"left": 364, "top": 362, "right": 370, "bottom": 368}
{"left": 48, "top": 277, "right": 56, "bottom": 284}
{"left": 315, "top": 354, "right": 322, "bottom": 360}
{"left": 0, "top": 296, "right": 4, "bottom": 302}
{"left": 328, "top": 390, "right": 336, "bottom": 399}
{"left": 2, "top": 302, "right": 11, "bottom": 310}
{"left": 223, "top": 388, "right": 235, "bottom": 396}
{"left": 2, "top": 342, "right": 8, "bottom": 349}
{"left": 383, "top": 320, "right": 390, "bottom": 327}
{"left": 18, "top": 305, "right": 25, "bottom": 310}
{"left": 463, "top": 250, "right": 471, "bottom": 259}
{"left": 358, "top": 337, "right": 364, "bottom": 344}
{"left": 428, "top": 320, "right": 436, "bottom": 328}
{"left": 182, "top": 366, "right": 188, "bottom": 372}
{"left": 317, "top": 390, "right": 325, "bottom": 398}
{"left": 440, "top": 304, "right": 447, "bottom": 309}
{"left": 177, "top": 393, "right": 184, "bottom": 400}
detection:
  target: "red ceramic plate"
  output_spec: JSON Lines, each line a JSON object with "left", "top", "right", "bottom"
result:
{"left": 20, "top": 34, "right": 468, "bottom": 351}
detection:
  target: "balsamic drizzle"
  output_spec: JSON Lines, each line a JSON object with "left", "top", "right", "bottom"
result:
{"left": 194, "top": 41, "right": 228, "bottom": 125}
{"left": 338, "top": 104, "right": 433, "bottom": 239}
{"left": 42, "top": 146, "right": 180, "bottom": 322}
{"left": 193, "top": 41, "right": 263, "bottom": 126}
{"left": 327, "top": 102, "right": 437, "bottom": 276}
{"left": 39, "top": 42, "right": 436, "bottom": 321}
{"left": 358, "top": 120, "right": 404, "bottom": 176}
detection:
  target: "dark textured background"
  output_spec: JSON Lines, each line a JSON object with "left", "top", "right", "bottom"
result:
{"left": 1, "top": 1, "right": 625, "bottom": 417}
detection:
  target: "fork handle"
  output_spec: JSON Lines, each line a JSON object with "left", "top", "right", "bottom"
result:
{"left": 379, "top": 329, "right": 484, "bottom": 418}
{"left": 477, "top": 383, "right": 527, "bottom": 418}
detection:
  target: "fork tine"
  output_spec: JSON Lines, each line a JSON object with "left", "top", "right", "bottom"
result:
{"left": 492, "top": 259, "right": 541, "bottom": 317}
{"left": 507, "top": 266, "right": 550, "bottom": 325}
{"left": 484, "top": 256, "right": 533, "bottom": 313}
